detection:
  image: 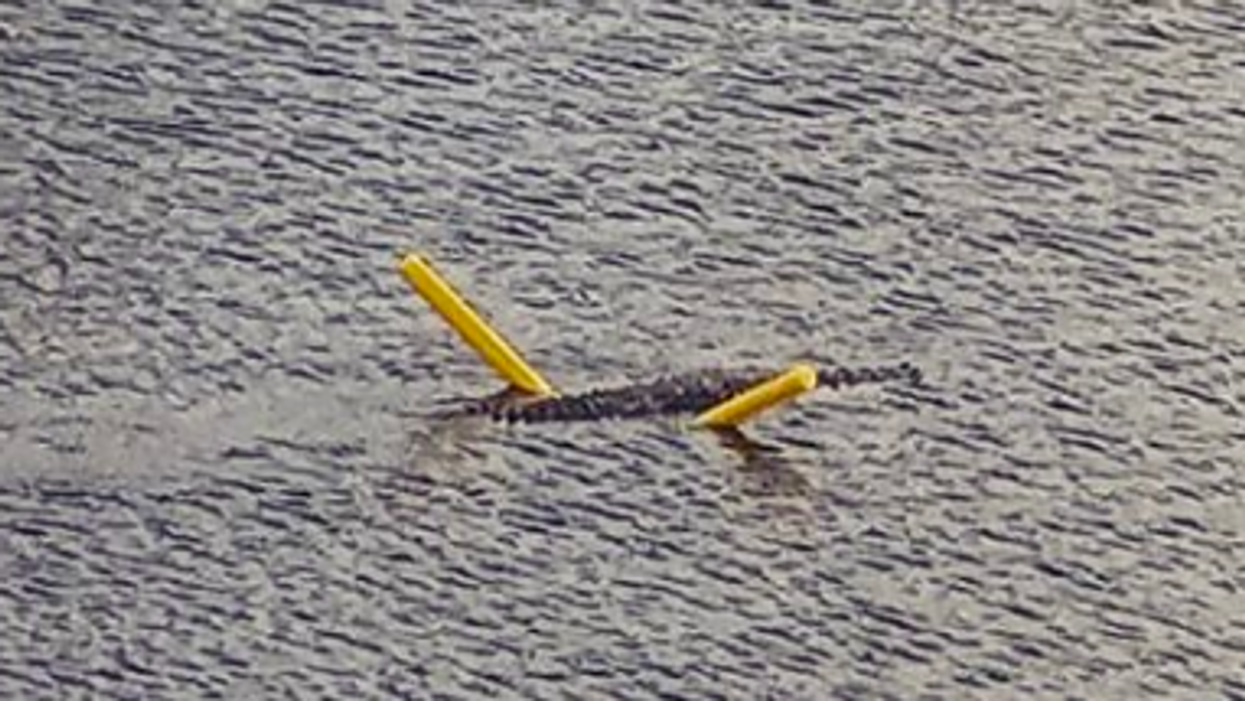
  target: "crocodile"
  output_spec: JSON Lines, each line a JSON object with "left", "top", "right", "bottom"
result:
{"left": 435, "top": 361, "right": 920, "bottom": 424}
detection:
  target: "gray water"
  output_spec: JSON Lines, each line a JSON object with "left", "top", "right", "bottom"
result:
{"left": 2, "top": 1, "right": 1243, "bottom": 698}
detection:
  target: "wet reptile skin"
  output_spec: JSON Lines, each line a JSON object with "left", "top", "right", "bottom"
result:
{"left": 438, "top": 362, "right": 921, "bottom": 423}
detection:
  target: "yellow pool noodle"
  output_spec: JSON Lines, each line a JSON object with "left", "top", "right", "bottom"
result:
{"left": 398, "top": 253, "right": 557, "bottom": 397}
{"left": 693, "top": 363, "right": 818, "bottom": 428}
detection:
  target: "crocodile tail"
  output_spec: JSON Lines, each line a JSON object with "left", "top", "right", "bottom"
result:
{"left": 817, "top": 361, "right": 921, "bottom": 390}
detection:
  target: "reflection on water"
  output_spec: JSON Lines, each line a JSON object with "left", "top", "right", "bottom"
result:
{"left": 2, "top": 0, "right": 1244, "bottom": 698}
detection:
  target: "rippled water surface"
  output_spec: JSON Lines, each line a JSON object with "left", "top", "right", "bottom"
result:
{"left": 2, "top": 1, "right": 1244, "bottom": 698}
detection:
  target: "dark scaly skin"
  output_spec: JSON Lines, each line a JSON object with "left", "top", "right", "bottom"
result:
{"left": 438, "top": 361, "right": 921, "bottom": 424}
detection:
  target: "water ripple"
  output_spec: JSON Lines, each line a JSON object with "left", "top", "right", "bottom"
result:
{"left": 3, "top": 0, "right": 1244, "bottom": 698}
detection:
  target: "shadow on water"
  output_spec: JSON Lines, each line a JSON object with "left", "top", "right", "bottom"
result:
{"left": 711, "top": 427, "right": 813, "bottom": 498}
{"left": 401, "top": 401, "right": 816, "bottom": 502}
